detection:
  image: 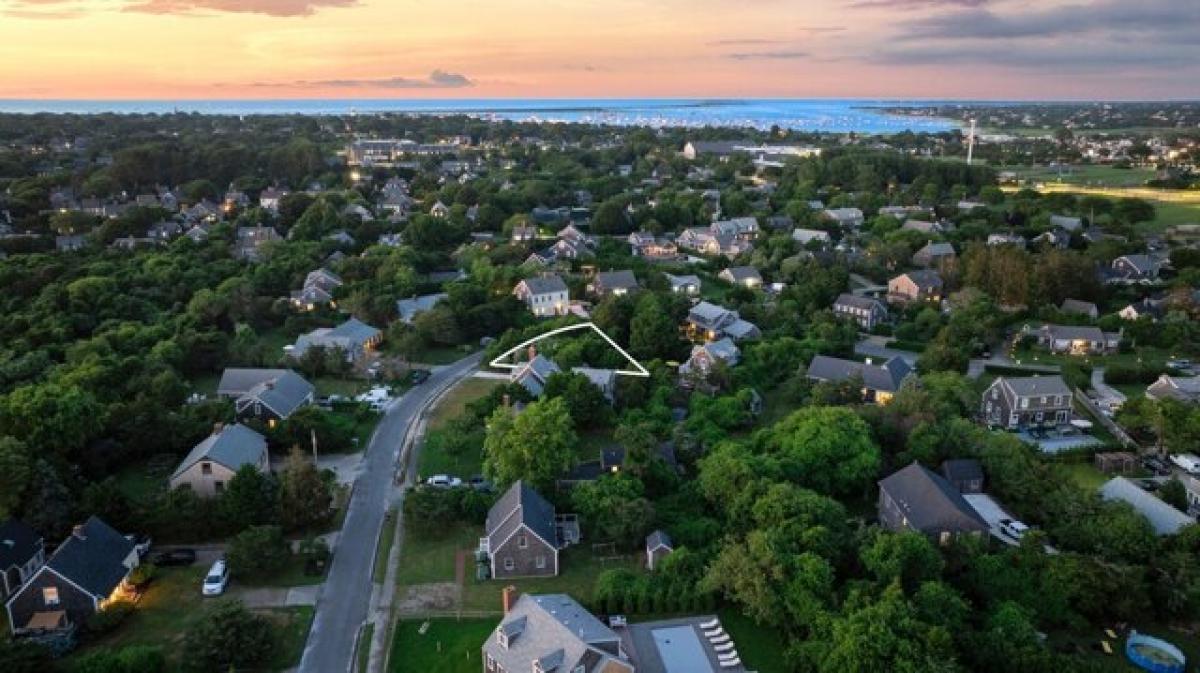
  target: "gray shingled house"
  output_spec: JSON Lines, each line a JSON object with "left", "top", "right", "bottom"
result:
{"left": 218, "top": 368, "right": 314, "bottom": 424}
{"left": 482, "top": 593, "right": 633, "bottom": 673}
{"left": 480, "top": 482, "right": 578, "bottom": 580}
{"left": 5, "top": 517, "right": 137, "bottom": 635}
{"left": 940, "top": 459, "right": 984, "bottom": 494}
{"left": 832, "top": 293, "right": 889, "bottom": 331}
{"left": 980, "top": 375, "right": 1073, "bottom": 430}
{"left": 805, "top": 354, "right": 913, "bottom": 404}
{"left": 878, "top": 462, "right": 987, "bottom": 543}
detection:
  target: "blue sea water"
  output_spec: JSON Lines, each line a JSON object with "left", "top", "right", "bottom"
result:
{"left": 0, "top": 98, "right": 961, "bottom": 133}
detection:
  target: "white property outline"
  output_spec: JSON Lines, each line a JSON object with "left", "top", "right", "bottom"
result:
{"left": 488, "top": 322, "right": 650, "bottom": 377}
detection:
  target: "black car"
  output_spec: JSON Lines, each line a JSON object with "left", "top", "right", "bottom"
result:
{"left": 409, "top": 369, "right": 431, "bottom": 385}
{"left": 151, "top": 548, "right": 197, "bottom": 567}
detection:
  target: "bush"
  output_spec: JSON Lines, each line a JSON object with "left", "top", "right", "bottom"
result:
{"left": 1104, "top": 363, "right": 1164, "bottom": 385}
{"left": 126, "top": 563, "right": 157, "bottom": 589}
{"left": 0, "top": 640, "right": 54, "bottom": 673}
{"left": 182, "top": 599, "right": 275, "bottom": 672}
{"left": 70, "top": 645, "right": 166, "bottom": 673}
{"left": 85, "top": 600, "right": 135, "bottom": 636}
{"left": 226, "top": 524, "right": 290, "bottom": 579}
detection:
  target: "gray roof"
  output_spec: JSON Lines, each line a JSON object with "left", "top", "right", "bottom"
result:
{"left": 396, "top": 293, "right": 448, "bottom": 323}
{"left": 326, "top": 317, "right": 381, "bottom": 343}
{"left": 998, "top": 375, "right": 1072, "bottom": 398}
{"left": 834, "top": 293, "right": 886, "bottom": 312}
{"left": 45, "top": 516, "right": 134, "bottom": 598}
{"left": 917, "top": 242, "right": 956, "bottom": 257}
{"left": 595, "top": 270, "right": 638, "bottom": 291}
{"left": 646, "top": 530, "right": 673, "bottom": 551}
{"left": 0, "top": 519, "right": 41, "bottom": 571}
{"left": 878, "top": 463, "right": 988, "bottom": 534}
{"left": 1059, "top": 299, "right": 1098, "bottom": 315}
{"left": 218, "top": 368, "right": 289, "bottom": 397}
{"left": 807, "top": 354, "right": 913, "bottom": 393}
{"left": 486, "top": 481, "right": 558, "bottom": 550}
{"left": 1147, "top": 375, "right": 1200, "bottom": 403}
{"left": 511, "top": 355, "right": 562, "bottom": 397}
{"left": 940, "top": 459, "right": 983, "bottom": 486}
{"left": 236, "top": 370, "right": 314, "bottom": 419}
{"left": 521, "top": 275, "right": 568, "bottom": 296}
{"left": 483, "top": 594, "right": 630, "bottom": 673}
{"left": 1100, "top": 477, "right": 1194, "bottom": 535}
{"left": 1041, "top": 324, "right": 1106, "bottom": 342}
{"left": 172, "top": 423, "right": 267, "bottom": 479}
{"left": 721, "top": 266, "right": 762, "bottom": 283}
{"left": 664, "top": 273, "right": 701, "bottom": 290}
{"left": 897, "top": 269, "right": 943, "bottom": 290}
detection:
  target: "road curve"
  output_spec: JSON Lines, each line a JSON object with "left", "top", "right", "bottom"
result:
{"left": 298, "top": 352, "right": 483, "bottom": 673}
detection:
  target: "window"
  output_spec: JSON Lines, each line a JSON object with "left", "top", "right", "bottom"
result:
{"left": 487, "top": 653, "right": 497, "bottom": 670}
{"left": 1019, "top": 398, "right": 1029, "bottom": 409}
{"left": 214, "top": 481, "right": 225, "bottom": 493}
{"left": 517, "top": 534, "right": 527, "bottom": 549}
{"left": 43, "top": 587, "right": 59, "bottom": 606}
{"left": 201, "top": 462, "right": 212, "bottom": 475}
{"left": 536, "top": 555, "right": 546, "bottom": 569}
{"left": 504, "top": 557, "right": 515, "bottom": 571}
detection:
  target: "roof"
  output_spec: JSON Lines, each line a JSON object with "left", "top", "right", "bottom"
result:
{"left": 520, "top": 275, "right": 568, "bottom": 296}
{"left": 664, "top": 273, "right": 700, "bottom": 289}
{"left": 997, "top": 375, "right": 1072, "bottom": 398}
{"left": 0, "top": 519, "right": 41, "bottom": 571}
{"left": 940, "top": 459, "right": 984, "bottom": 486}
{"left": 834, "top": 293, "right": 885, "bottom": 312}
{"left": 1147, "top": 375, "right": 1200, "bottom": 403}
{"left": 218, "top": 368, "right": 289, "bottom": 397}
{"left": 483, "top": 594, "right": 630, "bottom": 673}
{"left": 1060, "top": 299, "right": 1098, "bottom": 315}
{"left": 594, "top": 270, "right": 637, "bottom": 291}
{"left": 172, "top": 423, "right": 267, "bottom": 479}
{"left": 1100, "top": 477, "right": 1194, "bottom": 536}
{"left": 646, "top": 530, "right": 673, "bottom": 551}
{"left": 237, "top": 371, "right": 314, "bottom": 419}
{"left": 878, "top": 463, "right": 988, "bottom": 534}
{"left": 486, "top": 481, "right": 558, "bottom": 550}
{"left": 326, "top": 317, "right": 381, "bottom": 344}
{"left": 895, "top": 269, "right": 943, "bottom": 289}
{"left": 807, "top": 354, "right": 913, "bottom": 393}
{"left": 720, "top": 266, "right": 762, "bottom": 283}
{"left": 396, "top": 293, "right": 448, "bottom": 323}
{"left": 1041, "top": 324, "right": 1106, "bottom": 342}
{"left": 917, "top": 242, "right": 956, "bottom": 257}
{"left": 512, "top": 355, "right": 562, "bottom": 397}
{"left": 44, "top": 516, "right": 134, "bottom": 598}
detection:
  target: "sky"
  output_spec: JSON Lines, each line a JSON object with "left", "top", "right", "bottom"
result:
{"left": 0, "top": 0, "right": 1196, "bottom": 100}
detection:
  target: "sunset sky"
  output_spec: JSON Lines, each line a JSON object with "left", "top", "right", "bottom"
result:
{"left": 0, "top": 0, "right": 1196, "bottom": 100}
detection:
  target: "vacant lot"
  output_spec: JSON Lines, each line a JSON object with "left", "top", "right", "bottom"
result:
{"left": 389, "top": 618, "right": 494, "bottom": 673}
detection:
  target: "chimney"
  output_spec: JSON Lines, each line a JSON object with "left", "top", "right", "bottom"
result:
{"left": 527, "top": 345, "right": 537, "bottom": 361}
{"left": 72, "top": 524, "right": 86, "bottom": 540}
{"left": 212, "top": 422, "right": 225, "bottom": 435}
{"left": 502, "top": 394, "right": 511, "bottom": 408}
{"left": 502, "top": 585, "right": 518, "bottom": 614}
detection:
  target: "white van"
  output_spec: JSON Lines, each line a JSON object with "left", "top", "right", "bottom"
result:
{"left": 1170, "top": 453, "right": 1200, "bottom": 476}
{"left": 202, "top": 559, "right": 229, "bottom": 596}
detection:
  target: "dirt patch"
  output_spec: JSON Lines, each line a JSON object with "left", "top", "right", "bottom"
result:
{"left": 395, "top": 582, "right": 461, "bottom": 614}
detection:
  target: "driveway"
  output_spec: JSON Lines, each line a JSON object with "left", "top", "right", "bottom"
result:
{"left": 854, "top": 336, "right": 918, "bottom": 365}
{"left": 297, "top": 352, "right": 482, "bottom": 673}
{"left": 1091, "top": 367, "right": 1127, "bottom": 406}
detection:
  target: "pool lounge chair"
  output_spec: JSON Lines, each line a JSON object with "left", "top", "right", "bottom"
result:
{"left": 700, "top": 618, "right": 721, "bottom": 630}
{"left": 709, "top": 633, "right": 731, "bottom": 645}
{"left": 715, "top": 641, "right": 736, "bottom": 653}
{"left": 720, "top": 657, "right": 742, "bottom": 669}
{"left": 719, "top": 650, "right": 740, "bottom": 662}
{"left": 703, "top": 626, "right": 724, "bottom": 638}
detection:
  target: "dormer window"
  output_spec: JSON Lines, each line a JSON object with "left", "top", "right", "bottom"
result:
{"left": 497, "top": 630, "right": 509, "bottom": 649}
{"left": 517, "top": 534, "right": 528, "bottom": 549}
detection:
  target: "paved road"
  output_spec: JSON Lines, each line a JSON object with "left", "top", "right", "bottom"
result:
{"left": 298, "top": 353, "right": 482, "bottom": 673}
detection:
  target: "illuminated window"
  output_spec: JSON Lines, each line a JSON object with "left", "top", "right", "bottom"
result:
{"left": 43, "top": 587, "right": 59, "bottom": 606}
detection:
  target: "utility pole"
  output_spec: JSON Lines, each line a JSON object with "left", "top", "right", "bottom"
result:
{"left": 966, "top": 118, "right": 977, "bottom": 166}
{"left": 311, "top": 428, "right": 319, "bottom": 462}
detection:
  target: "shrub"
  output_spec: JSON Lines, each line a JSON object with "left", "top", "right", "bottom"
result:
{"left": 226, "top": 524, "right": 290, "bottom": 579}
{"left": 182, "top": 599, "right": 274, "bottom": 672}
{"left": 85, "top": 600, "right": 135, "bottom": 636}
{"left": 69, "top": 645, "right": 166, "bottom": 673}
{"left": 126, "top": 563, "right": 157, "bottom": 589}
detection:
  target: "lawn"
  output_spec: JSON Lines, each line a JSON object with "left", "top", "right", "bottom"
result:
{"left": 247, "top": 552, "right": 327, "bottom": 587}
{"left": 412, "top": 344, "right": 480, "bottom": 365}
{"left": 264, "top": 605, "right": 315, "bottom": 670}
{"left": 113, "top": 455, "right": 175, "bottom": 503}
{"left": 1048, "top": 623, "right": 1200, "bottom": 672}
{"left": 374, "top": 508, "right": 399, "bottom": 584}
{"left": 395, "top": 523, "right": 478, "bottom": 586}
{"left": 417, "top": 377, "right": 502, "bottom": 478}
{"left": 314, "top": 375, "right": 373, "bottom": 398}
{"left": 1011, "top": 164, "right": 1156, "bottom": 188}
{"left": 461, "top": 546, "right": 643, "bottom": 612}
{"left": 427, "top": 378, "right": 503, "bottom": 432}
{"left": 388, "top": 618, "right": 495, "bottom": 673}
{"left": 1004, "top": 180, "right": 1200, "bottom": 233}
{"left": 1058, "top": 461, "right": 1112, "bottom": 491}
{"left": 718, "top": 609, "right": 790, "bottom": 673}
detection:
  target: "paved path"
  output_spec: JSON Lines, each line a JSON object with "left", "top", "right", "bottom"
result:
{"left": 1090, "top": 367, "right": 1127, "bottom": 405}
{"left": 297, "top": 352, "right": 483, "bottom": 673}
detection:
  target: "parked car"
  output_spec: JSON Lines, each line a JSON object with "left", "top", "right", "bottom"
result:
{"left": 1142, "top": 456, "right": 1171, "bottom": 476}
{"left": 125, "top": 534, "right": 152, "bottom": 560}
{"left": 202, "top": 559, "right": 229, "bottom": 596}
{"left": 410, "top": 369, "right": 431, "bottom": 385}
{"left": 151, "top": 548, "right": 197, "bottom": 566}
{"left": 1170, "top": 453, "right": 1200, "bottom": 476}
{"left": 468, "top": 475, "right": 494, "bottom": 492}
{"left": 999, "top": 518, "right": 1030, "bottom": 540}
{"left": 425, "top": 474, "right": 462, "bottom": 488}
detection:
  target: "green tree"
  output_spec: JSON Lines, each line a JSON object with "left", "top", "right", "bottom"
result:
{"left": 629, "top": 293, "right": 677, "bottom": 361}
{"left": 181, "top": 599, "right": 274, "bottom": 672}
{"left": 591, "top": 199, "right": 632, "bottom": 235}
{"left": 226, "top": 525, "right": 290, "bottom": 579}
{"left": 278, "top": 447, "right": 334, "bottom": 531}
{"left": 483, "top": 398, "right": 577, "bottom": 491}
{"left": 571, "top": 475, "right": 655, "bottom": 547}
{"left": 767, "top": 406, "right": 881, "bottom": 496}
{"left": 220, "top": 465, "right": 279, "bottom": 531}
{"left": 542, "top": 372, "right": 611, "bottom": 429}
{"left": 0, "top": 437, "right": 31, "bottom": 519}
{"left": 862, "top": 530, "right": 945, "bottom": 592}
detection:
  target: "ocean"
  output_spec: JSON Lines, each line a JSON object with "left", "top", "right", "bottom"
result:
{"left": 0, "top": 98, "right": 961, "bottom": 134}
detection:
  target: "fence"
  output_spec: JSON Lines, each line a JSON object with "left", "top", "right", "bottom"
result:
{"left": 1074, "top": 387, "right": 1137, "bottom": 449}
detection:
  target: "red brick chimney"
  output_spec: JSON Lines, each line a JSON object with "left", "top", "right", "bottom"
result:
{"left": 502, "top": 585, "right": 518, "bottom": 613}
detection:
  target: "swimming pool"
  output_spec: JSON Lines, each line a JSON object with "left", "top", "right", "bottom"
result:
{"left": 652, "top": 625, "right": 715, "bottom": 673}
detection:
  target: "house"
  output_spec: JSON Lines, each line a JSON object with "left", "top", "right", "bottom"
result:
{"left": 940, "top": 459, "right": 984, "bottom": 494}
{"left": 980, "top": 376, "right": 1074, "bottom": 430}
{"left": 711, "top": 216, "right": 759, "bottom": 241}
{"left": 1034, "top": 324, "right": 1119, "bottom": 355}
{"left": 514, "top": 275, "right": 570, "bottom": 317}
{"left": 289, "top": 317, "right": 382, "bottom": 363}
{"left": 55, "top": 235, "right": 86, "bottom": 252}
{"left": 645, "top": 530, "right": 674, "bottom": 571}
{"left": 832, "top": 294, "right": 889, "bottom": 331}
{"left": 170, "top": 423, "right": 269, "bottom": 497}
{"left": 234, "top": 226, "right": 281, "bottom": 262}
{"left": 396, "top": 293, "right": 448, "bottom": 324}
{"left": 259, "top": 187, "right": 289, "bottom": 211}
{"left": 511, "top": 354, "right": 562, "bottom": 398}
{"left": 957, "top": 200, "right": 986, "bottom": 212}
{"left": 589, "top": 270, "right": 638, "bottom": 297}
{"left": 675, "top": 227, "right": 751, "bottom": 258}
{"left": 571, "top": 367, "right": 618, "bottom": 403}
{"left": 791, "top": 227, "right": 831, "bottom": 246}
{"left": 5, "top": 517, "right": 138, "bottom": 635}
{"left": 628, "top": 232, "right": 680, "bottom": 261}
{"left": 766, "top": 214, "right": 794, "bottom": 230}
{"left": 511, "top": 224, "right": 537, "bottom": 243}
{"left": 1059, "top": 299, "right": 1099, "bottom": 319}
{"left": 684, "top": 301, "right": 761, "bottom": 342}
{"left": 1033, "top": 228, "right": 1071, "bottom": 250}
{"left": 429, "top": 200, "right": 450, "bottom": 218}
{"left": 557, "top": 223, "right": 595, "bottom": 248}
{"left": 1049, "top": 215, "right": 1083, "bottom": 232}
{"left": 664, "top": 273, "right": 701, "bottom": 295}
{"left": 887, "top": 270, "right": 943, "bottom": 305}
{"left": 822, "top": 207, "right": 864, "bottom": 229}
{"left": 987, "top": 233, "right": 1026, "bottom": 248}
{"left": 480, "top": 482, "right": 578, "bottom": 579}
{"left": 877, "top": 462, "right": 988, "bottom": 543}
{"left": 0, "top": 520, "right": 44, "bottom": 603}
{"left": 901, "top": 219, "right": 946, "bottom": 235}
{"left": 805, "top": 354, "right": 913, "bottom": 404}
{"left": 290, "top": 268, "right": 343, "bottom": 311}
{"left": 1146, "top": 375, "right": 1200, "bottom": 404}
{"left": 481, "top": 592, "right": 633, "bottom": 673}
{"left": 217, "top": 369, "right": 314, "bottom": 424}
{"left": 1100, "top": 477, "right": 1194, "bottom": 536}
{"left": 912, "top": 242, "right": 956, "bottom": 268}
{"left": 679, "top": 338, "right": 740, "bottom": 379}
{"left": 1119, "top": 298, "right": 1166, "bottom": 321}
{"left": 880, "top": 205, "right": 933, "bottom": 220}
{"left": 1110, "top": 254, "right": 1162, "bottom": 283}
{"left": 718, "top": 266, "right": 763, "bottom": 289}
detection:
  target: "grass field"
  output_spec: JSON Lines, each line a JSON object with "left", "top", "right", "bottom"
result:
{"left": 427, "top": 378, "right": 503, "bottom": 431}
{"left": 264, "top": 606, "right": 316, "bottom": 670}
{"left": 461, "top": 546, "right": 643, "bottom": 612}
{"left": 395, "top": 523, "right": 477, "bottom": 587}
{"left": 1012, "top": 164, "right": 1157, "bottom": 188}
{"left": 389, "top": 618, "right": 495, "bottom": 673}
{"left": 417, "top": 377, "right": 502, "bottom": 478}
{"left": 718, "top": 610, "right": 790, "bottom": 673}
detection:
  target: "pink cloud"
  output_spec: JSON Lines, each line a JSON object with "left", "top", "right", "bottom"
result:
{"left": 123, "top": 0, "right": 357, "bottom": 17}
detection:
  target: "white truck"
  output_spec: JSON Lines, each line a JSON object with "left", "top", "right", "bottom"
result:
{"left": 1170, "top": 453, "right": 1200, "bottom": 476}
